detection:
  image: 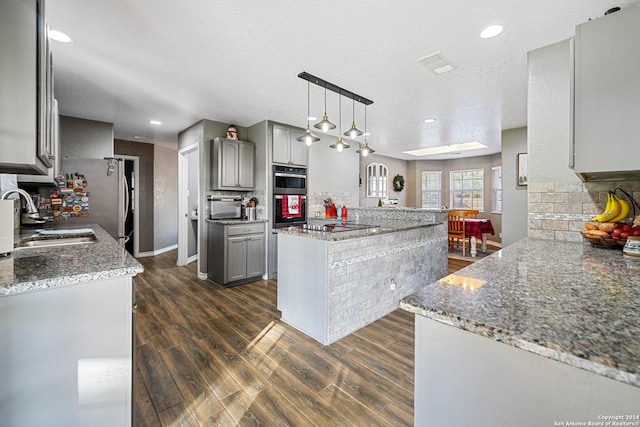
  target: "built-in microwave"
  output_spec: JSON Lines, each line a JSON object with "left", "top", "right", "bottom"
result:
{"left": 273, "top": 165, "right": 306, "bottom": 195}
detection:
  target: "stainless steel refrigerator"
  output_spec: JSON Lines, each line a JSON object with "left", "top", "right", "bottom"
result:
{"left": 59, "top": 158, "right": 134, "bottom": 252}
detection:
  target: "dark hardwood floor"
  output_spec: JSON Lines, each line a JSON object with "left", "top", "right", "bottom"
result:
{"left": 134, "top": 250, "right": 475, "bottom": 426}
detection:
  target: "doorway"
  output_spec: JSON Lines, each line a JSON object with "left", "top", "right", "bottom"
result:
{"left": 178, "top": 144, "right": 199, "bottom": 267}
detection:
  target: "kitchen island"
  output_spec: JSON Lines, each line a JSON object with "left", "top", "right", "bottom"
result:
{"left": 0, "top": 225, "right": 143, "bottom": 427}
{"left": 401, "top": 238, "right": 640, "bottom": 426}
{"left": 276, "top": 207, "right": 448, "bottom": 345}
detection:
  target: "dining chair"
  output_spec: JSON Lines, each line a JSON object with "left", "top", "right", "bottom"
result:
{"left": 447, "top": 211, "right": 467, "bottom": 256}
{"left": 460, "top": 209, "right": 479, "bottom": 219}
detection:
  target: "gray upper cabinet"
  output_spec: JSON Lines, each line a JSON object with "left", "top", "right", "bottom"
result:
{"left": 573, "top": 6, "right": 640, "bottom": 180}
{"left": 18, "top": 100, "right": 60, "bottom": 184}
{"left": 212, "top": 137, "right": 255, "bottom": 190}
{"left": 272, "top": 124, "right": 308, "bottom": 166}
{"left": 1, "top": 0, "right": 54, "bottom": 175}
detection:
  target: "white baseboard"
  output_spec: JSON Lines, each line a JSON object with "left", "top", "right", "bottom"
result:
{"left": 137, "top": 244, "right": 178, "bottom": 258}
{"left": 197, "top": 272, "right": 207, "bottom": 280}
{"left": 187, "top": 254, "right": 198, "bottom": 265}
{"left": 486, "top": 239, "right": 502, "bottom": 248}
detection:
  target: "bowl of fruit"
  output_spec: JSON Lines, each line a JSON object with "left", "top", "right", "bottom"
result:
{"left": 582, "top": 222, "right": 640, "bottom": 248}
{"left": 582, "top": 190, "right": 640, "bottom": 248}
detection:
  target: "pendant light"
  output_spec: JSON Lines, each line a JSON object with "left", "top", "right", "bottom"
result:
{"left": 329, "top": 95, "right": 350, "bottom": 152}
{"left": 344, "top": 98, "right": 363, "bottom": 139}
{"left": 313, "top": 87, "right": 336, "bottom": 133}
{"left": 296, "top": 82, "right": 320, "bottom": 146}
{"left": 356, "top": 105, "right": 375, "bottom": 157}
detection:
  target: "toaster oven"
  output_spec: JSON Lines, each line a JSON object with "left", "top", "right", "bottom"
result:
{"left": 208, "top": 196, "right": 242, "bottom": 219}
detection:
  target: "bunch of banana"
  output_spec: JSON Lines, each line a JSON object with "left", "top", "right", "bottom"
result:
{"left": 591, "top": 192, "right": 630, "bottom": 223}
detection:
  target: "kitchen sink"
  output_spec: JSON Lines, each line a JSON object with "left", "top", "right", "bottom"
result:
{"left": 15, "top": 232, "right": 98, "bottom": 250}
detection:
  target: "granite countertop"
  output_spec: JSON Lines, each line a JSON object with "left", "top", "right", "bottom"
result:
{"left": 0, "top": 224, "right": 143, "bottom": 297}
{"left": 400, "top": 238, "right": 640, "bottom": 387}
{"left": 276, "top": 220, "right": 441, "bottom": 241}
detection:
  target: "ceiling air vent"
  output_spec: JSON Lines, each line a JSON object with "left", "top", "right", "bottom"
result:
{"left": 417, "top": 51, "right": 457, "bottom": 75}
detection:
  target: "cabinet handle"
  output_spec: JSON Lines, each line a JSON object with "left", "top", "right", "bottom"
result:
{"left": 48, "top": 155, "right": 55, "bottom": 160}
{"left": 132, "top": 303, "right": 138, "bottom": 312}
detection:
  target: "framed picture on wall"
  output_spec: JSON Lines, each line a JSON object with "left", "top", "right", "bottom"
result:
{"left": 517, "top": 153, "right": 528, "bottom": 186}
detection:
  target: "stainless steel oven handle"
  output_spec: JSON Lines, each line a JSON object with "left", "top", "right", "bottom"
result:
{"left": 274, "top": 173, "right": 307, "bottom": 179}
{"left": 274, "top": 195, "right": 307, "bottom": 199}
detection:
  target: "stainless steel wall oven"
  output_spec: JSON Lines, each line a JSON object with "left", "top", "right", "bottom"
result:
{"left": 273, "top": 165, "right": 307, "bottom": 228}
{"left": 273, "top": 194, "right": 307, "bottom": 228}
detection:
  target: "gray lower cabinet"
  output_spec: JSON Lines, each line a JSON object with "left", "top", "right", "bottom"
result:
{"left": 207, "top": 221, "right": 265, "bottom": 286}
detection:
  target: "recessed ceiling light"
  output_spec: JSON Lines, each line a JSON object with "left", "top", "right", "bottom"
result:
{"left": 480, "top": 24, "right": 504, "bottom": 39}
{"left": 133, "top": 135, "right": 147, "bottom": 140}
{"left": 49, "top": 30, "right": 72, "bottom": 43}
{"left": 363, "top": 132, "right": 371, "bottom": 137}
{"left": 308, "top": 116, "right": 317, "bottom": 121}
{"left": 423, "top": 118, "right": 436, "bottom": 124}
{"left": 149, "top": 120, "right": 162, "bottom": 125}
{"left": 403, "top": 141, "right": 488, "bottom": 156}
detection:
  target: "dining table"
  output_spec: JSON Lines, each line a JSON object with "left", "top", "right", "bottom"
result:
{"left": 464, "top": 218, "right": 495, "bottom": 257}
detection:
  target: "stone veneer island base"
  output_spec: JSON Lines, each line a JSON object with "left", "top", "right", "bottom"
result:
{"left": 276, "top": 208, "right": 447, "bottom": 345}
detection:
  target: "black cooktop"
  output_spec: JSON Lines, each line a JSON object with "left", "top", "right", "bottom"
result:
{"left": 302, "top": 222, "right": 378, "bottom": 233}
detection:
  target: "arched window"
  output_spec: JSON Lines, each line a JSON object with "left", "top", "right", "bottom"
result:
{"left": 366, "top": 163, "right": 388, "bottom": 198}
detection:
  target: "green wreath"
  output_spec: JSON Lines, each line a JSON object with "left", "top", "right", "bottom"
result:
{"left": 393, "top": 174, "right": 405, "bottom": 192}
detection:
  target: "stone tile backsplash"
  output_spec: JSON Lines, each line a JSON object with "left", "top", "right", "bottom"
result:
{"left": 528, "top": 180, "right": 640, "bottom": 242}
{"left": 308, "top": 191, "right": 355, "bottom": 219}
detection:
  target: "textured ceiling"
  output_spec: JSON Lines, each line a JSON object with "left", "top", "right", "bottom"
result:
{"left": 47, "top": 1, "right": 638, "bottom": 159}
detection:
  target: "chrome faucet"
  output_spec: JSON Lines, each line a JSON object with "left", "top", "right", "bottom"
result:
{"left": 1, "top": 189, "right": 45, "bottom": 224}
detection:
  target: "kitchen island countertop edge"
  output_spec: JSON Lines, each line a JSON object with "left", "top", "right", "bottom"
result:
{"left": 400, "top": 237, "right": 640, "bottom": 388}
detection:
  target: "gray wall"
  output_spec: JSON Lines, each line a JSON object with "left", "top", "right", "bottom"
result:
{"left": 114, "top": 139, "right": 154, "bottom": 253}
{"left": 307, "top": 133, "right": 360, "bottom": 217}
{"left": 359, "top": 154, "right": 408, "bottom": 207}
{"left": 528, "top": 40, "right": 580, "bottom": 189}
{"left": 153, "top": 145, "right": 178, "bottom": 250}
{"left": 60, "top": 116, "right": 113, "bottom": 159}
{"left": 501, "top": 127, "right": 528, "bottom": 246}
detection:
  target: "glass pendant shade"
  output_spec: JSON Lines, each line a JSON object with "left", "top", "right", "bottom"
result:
{"left": 297, "top": 82, "right": 321, "bottom": 145}
{"left": 329, "top": 136, "right": 350, "bottom": 152}
{"left": 344, "top": 99, "right": 363, "bottom": 138}
{"left": 345, "top": 122, "right": 363, "bottom": 139}
{"left": 330, "top": 94, "right": 349, "bottom": 152}
{"left": 297, "top": 127, "right": 320, "bottom": 145}
{"left": 315, "top": 114, "right": 336, "bottom": 133}
{"left": 313, "top": 88, "right": 336, "bottom": 133}
{"left": 356, "top": 142, "right": 375, "bottom": 157}
{"left": 355, "top": 105, "right": 375, "bottom": 156}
